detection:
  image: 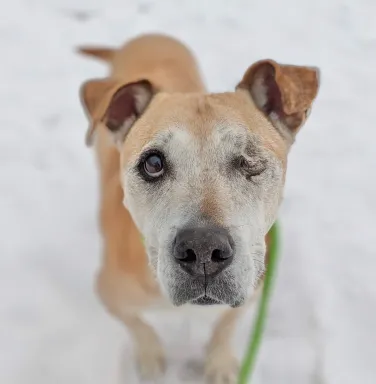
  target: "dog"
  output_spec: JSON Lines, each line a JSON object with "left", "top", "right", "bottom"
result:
{"left": 77, "top": 33, "right": 320, "bottom": 383}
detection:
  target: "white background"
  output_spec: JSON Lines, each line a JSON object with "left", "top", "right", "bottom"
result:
{"left": 1, "top": 0, "right": 376, "bottom": 383}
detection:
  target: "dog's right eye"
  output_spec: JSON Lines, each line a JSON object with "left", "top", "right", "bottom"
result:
{"left": 138, "top": 150, "right": 166, "bottom": 181}
{"left": 144, "top": 154, "right": 164, "bottom": 176}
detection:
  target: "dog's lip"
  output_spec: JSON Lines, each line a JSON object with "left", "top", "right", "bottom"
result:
{"left": 190, "top": 295, "right": 222, "bottom": 306}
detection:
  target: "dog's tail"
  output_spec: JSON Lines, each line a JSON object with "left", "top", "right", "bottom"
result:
{"left": 77, "top": 46, "right": 115, "bottom": 63}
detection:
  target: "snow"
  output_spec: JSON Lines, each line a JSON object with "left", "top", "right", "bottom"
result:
{"left": 1, "top": 0, "right": 376, "bottom": 383}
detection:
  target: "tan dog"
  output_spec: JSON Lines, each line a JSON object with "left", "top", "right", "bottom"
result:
{"left": 78, "top": 34, "right": 320, "bottom": 383}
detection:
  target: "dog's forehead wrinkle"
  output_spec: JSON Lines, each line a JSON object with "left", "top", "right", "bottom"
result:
{"left": 195, "top": 95, "right": 214, "bottom": 115}
{"left": 148, "top": 124, "right": 266, "bottom": 172}
{"left": 155, "top": 123, "right": 271, "bottom": 189}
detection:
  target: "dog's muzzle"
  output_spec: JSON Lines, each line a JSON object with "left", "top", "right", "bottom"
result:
{"left": 169, "top": 226, "right": 236, "bottom": 305}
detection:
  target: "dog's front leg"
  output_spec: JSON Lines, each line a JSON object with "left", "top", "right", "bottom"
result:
{"left": 96, "top": 271, "right": 166, "bottom": 381}
{"left": 205, "top": 307, "right": 243, "bottom": 384}
{"left": 119, "top": 312, "right": 166, "bottom": 380}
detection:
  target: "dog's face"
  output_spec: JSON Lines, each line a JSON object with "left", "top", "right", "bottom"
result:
{"left": 81, "top": 60, "right": 320, "bottom": 307}
{"left": 120, "top": 93, "right": 285, "bottom": 307}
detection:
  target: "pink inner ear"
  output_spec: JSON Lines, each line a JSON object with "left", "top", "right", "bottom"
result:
{"left": 262, "top": 67, "right": 284, "bottom": 117}
{"left": 105, "top": 86, "right": 136, "bottom": 132}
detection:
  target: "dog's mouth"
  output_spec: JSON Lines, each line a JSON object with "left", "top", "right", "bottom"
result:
{"left": 162, "top": 250, "right": 251, "bottom": 308}
{"left": 190, "top": 295, "right": 222, "bottom": 306}
{"left": 168, "top": 278, "right": 246, "bottom": 307}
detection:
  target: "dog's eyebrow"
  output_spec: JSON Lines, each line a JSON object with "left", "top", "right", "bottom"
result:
{"left": 220, "top": 131, "right": 245, "bottom": 148}
{"left": 137, "top": 131, "right": 174, "bottom": 156}
{"left": 215, "top": 122, "right": 247, "bottom": 147}
{"left": 243, "top": 137, "right": 269, "bottom": 161}
{"left": 150, "top": 130, "right": 174, "bottom": 147}
{"left": 245, "top": 141, "right": 260, "bottom": 155}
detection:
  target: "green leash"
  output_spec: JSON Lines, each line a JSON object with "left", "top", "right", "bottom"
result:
{"left": 238, "top": 221, "right": 280, "bottom": 384}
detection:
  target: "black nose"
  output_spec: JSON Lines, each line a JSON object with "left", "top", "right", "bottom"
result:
{"left": 173, "top": 227, "right": 234, "bottom": 277}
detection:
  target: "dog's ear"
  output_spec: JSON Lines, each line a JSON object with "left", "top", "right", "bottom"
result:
{"left": 236, "top": 60, "right": 320, "bottom": 140}
{"left": 79, "top": 78, "right": 154, "bottom": 146}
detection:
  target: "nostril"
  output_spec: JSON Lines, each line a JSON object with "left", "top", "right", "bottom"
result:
{"left": 182, "top": 249, "right": 196, "bottom": 263}
{"left": 211, "top": 249, "right": 231, "bottom": 262}
{"left": 174, "top": 228, "right": 234, "bottom": 273}
{"left": 211, "top": 249, "right": 222, "bottom": 262}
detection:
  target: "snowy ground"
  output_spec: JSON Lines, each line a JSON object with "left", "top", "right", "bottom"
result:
{"left": 1, "top": 0, "right": 376, "bottom": 383}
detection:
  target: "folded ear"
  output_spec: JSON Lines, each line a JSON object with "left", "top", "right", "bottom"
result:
{"left": 79, "top": 78, "right": 154, "bottom": 146}
{"left": 236, "top": 60, "right": 320, "bottom": 140}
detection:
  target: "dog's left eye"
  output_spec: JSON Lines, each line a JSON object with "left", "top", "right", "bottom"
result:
{"left": 143, "top": 153, "right": 164, "bottom": 177}
{"left": 235, "top": 156, "right": 266, "bottom": 178}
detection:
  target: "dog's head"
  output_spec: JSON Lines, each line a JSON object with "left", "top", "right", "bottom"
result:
{"left": 80, "top": 60, "right": 320, "bottom": 307}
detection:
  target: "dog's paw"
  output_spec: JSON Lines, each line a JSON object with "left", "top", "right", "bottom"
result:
{"left": 135, "top": 342, "right": 166, "bottom": 381}
{"left": 205, "top": 351, "right": 239, "bottom": 384}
